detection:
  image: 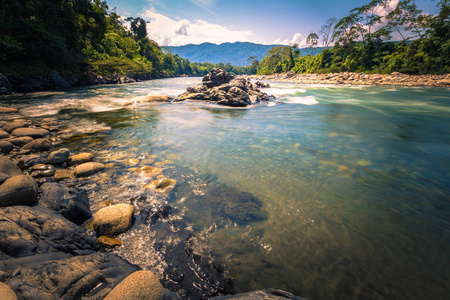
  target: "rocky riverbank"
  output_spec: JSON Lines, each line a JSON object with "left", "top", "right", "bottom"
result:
{"left": 253, "top": 71, "right": 450, "bottom": 87}
{"left": 0, "top": 105, "right": 305, "bottom": 299}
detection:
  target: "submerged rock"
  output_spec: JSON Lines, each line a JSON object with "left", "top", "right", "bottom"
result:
{"left": 104, "top": 270, "right": 164, "bottom": 300}
{"left": 137, "top": 165, "right": 162, "bottom": 178}
{"left": 91, "top": 204, "right": 134, "bottom": 236}
{"left": 145, "top": 177, "right": 176, "bottom": 193}
{"left": 123, "top": 95, "right": 175, "bottom": 106}
{"left": 75, "top": 162, "right": 105, "bottom": 177}
{"left": 53, "top": 169, "right": 75, "bottom": 181}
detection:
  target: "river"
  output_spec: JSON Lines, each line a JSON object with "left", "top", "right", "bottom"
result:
{"left": 8, "top": 77, "right": 450, "bottom": 300}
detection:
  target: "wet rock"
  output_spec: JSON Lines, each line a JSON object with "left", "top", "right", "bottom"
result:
{"left": 0, "top": 141, "right": 14, "bottom": 153}
{"left": 211, "top": 289, "right": 307, "bottom": 300}
{"left": 0, "top": 73, "right": 13, "bottom": 95}
{"left": 39, "top": 183, "right": 92, "bottom": 225}
{"left": 11, "top": 128, "right": 48, "bottom": 139}
{"left": 53, "top": 169, "right": 75, "bottom": 181}
{"left": 1, "top": 252, "right": 138, "bottom": 300}
{"left": 14, "top": 154, "right": 48, "bottom": 169}
{"left": 75, "top": 162, "right": 105, "bottom": 177}
{"left": 0, "top": 156, "right": 22, "bottom": 177}
{"left": 30, "top": 164, "right": 56, "bottom": 178}
{"left": 0, "top": 130, "right": 9, "bottom": 139}
{"left": 47, "top": 148, "right": 70, "bottom": 164}
{"left": 202, "top": 68, "right": 234, "bottom": 88}
{"left": 22, "top": 138, "right": 52, "bottom": 152}
{"left": 145, "top": 178, "right": 176, "bottom": 193}
{"left": 219, "top": 86, "right": 251, "bottom": 107}
{"left": 0, "top": 282, "right": 17, "bottom": 300}
{"left": 137, "top": 165, "right": 162, "bottom": 178}
{"left": 0, "top": 175, "right": 38, "bottom": 207}
{"left": 98, "top": 236, "right": 123, "bottom": 248}
{"left": 91, "top": 204, "right": 134, "bottom": 236}
{"left": 67, "top": 152, "right": 94, "bottom": 165}
{"left": 104, "top": 270, "right": 164, "bottom": 300}
{"left": 139, "top": 158, "right": 155, "bottom": 166}
{"left": 3, "top": 120, "right": 31, "bottom": 133}
{"left": 0, "top": 205, "right": 99, "bottom": 257}
{"left": 124, "top": 95, "right": 175, "bottom": 106}
{"left": 9, "top": 136, "right": 33, "bottom": 146}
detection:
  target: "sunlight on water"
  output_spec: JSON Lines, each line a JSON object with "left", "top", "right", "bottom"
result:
{"left": 15, "top": 78, "right": 450, "bottom": 300}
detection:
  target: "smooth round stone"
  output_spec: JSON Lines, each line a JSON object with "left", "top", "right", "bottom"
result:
{"left": 0, "top": 156, "right": 23, "bottom": 177}
{"left": 9, "top": 136, "right": 33, "bottom": 147}
{"left": 104, "top": 270, "right": 164, "bottom": 300}
{"left": 0, "top": 282, "right": 18, "bottom": 300}
{"left": 11, "top": 127, "right": 48, "bottom": 138}
{"left": 75, "top": 162, "right": 105, "bottom": 177}
{"left": 53, "top": 169, "right": 75, "bottom": 181}
{"left": 0, "top": 175, "right": 38, "bottom": 207}
{"left": 91, "top": 204, "right": 134, "bottom": 236}
{"left": 30, "top": 164, "right": 56, "bottom": 178}
{"left": 3, "top": 120, "right": 30, "bottom": 133}
{"left": 0, "top": 130, "right": 9, "bottom": 139}
{"left": 144, "top": 178, "right": 176, "bottom": 193}
{"left": 48, "top": 148, "right": 70, "bottom": 164}
{"left": 137, "top": 166, "right": 162, "bottom": 178}
{"left": 0, "top": 141, "right": 14, "bottom": 154}
{"left": 98, "top": 236, "right": 123, "bottom": 248}
{"left": 67, "top": 153, "right": 94, "bottom": 166}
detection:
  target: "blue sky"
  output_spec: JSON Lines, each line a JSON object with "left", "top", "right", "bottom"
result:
{"left": 105, "top": 0, "right": 439, "bottom": 46}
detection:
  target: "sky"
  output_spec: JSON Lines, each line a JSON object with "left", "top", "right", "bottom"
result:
{"left": 105, "top": 0, "right": 439, "bottom": 47}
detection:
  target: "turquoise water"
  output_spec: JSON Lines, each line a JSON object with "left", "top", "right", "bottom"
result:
{"left": 13, "top": 78, "right": 450, "bottom": 299}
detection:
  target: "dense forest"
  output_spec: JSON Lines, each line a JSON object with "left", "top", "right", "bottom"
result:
{"left": 0, "top": 0, "right": 252, "bottom": 83}
{"left": 257, "top": 0, "right": 449, "bottom": 75}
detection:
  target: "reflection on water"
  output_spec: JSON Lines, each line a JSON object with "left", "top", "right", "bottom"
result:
{"left": 15, "top": 78, "right": 450, "bottom": 300}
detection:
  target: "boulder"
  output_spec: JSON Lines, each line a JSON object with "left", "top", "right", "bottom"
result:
{"left": 0, "top": 141, "right": 14, "bottom": 153}
{"left": 39, "top": 183, "right": 91, "bottom": 225}
{"left": 0, "top": 205, "right": 99, "bottom": 257}
{"left": 47, "top": 148, "right": 70, "bottom": 164}
{"left": 1, "top": 252, "right": 138, "bottom": 300}
{"left": 0, "top": 282, "right": 17, "bottom": 300}
{"left": 91, "top": 204, "right": 134, "bottom": 236}
{"left": 0, "top": 175, "right": 38, "bottom": 207}
{"left": 53, "top": 169, "right": 75, "bottom": 181}
{"left": 211, "top": 289, "right": 306, "bottom": 300}
{"left": 11, "top": 127, "right": 48, "bottom": 138}
{"left": 104, "top": 270, "right": 164, "bottom": 300}
{"left": 3, "top": 120, "right": 31, "bottom": 133}
{"left": 22, "top": 139, "right": 52, "bottom": 151}
{"left": 75, "top": 162, "right": 105, "bottom": 177}
{"left": 202, "top": 68, "right": 234, "bottom": 88}
{"left": 123, "top": 95, "right": 175, "bottom": 106}
{"left": 0, "top": 130, "right": 9, "bottom": 139}
{"left": 67, "top": 152, "right": 94, "bottom": 165}
{"left": 9, "top": 136, "right": 33, "bottom": 147}
{"left": 219, "top": 86, "right": 251, "bottom": 107}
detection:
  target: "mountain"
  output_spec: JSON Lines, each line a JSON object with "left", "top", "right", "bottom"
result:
{"left": 168, "top": 42, "right": 328, "bottom": 66}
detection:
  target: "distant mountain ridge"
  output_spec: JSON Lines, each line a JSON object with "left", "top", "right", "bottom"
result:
{"left": 168, "top": 42, "right": 328, "bottom": 66}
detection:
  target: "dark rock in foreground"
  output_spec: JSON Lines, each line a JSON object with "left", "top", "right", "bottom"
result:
{"left": 1, "top": 252, "right": 138, "bottom": 300}
{"left": 0, "top": 205, "right": 98, "bottom": 258}
{"left": 177, "top": 68, "right": 272, "bottom": 107}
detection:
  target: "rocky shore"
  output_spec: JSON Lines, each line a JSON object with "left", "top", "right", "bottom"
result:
{"left": 253, "top": 71, "right": 450, "bottom": 87}
{"left": 0, "top": 105, "right": 305, "bottom": 299}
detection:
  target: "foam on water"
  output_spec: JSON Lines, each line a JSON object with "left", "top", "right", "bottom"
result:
{"left": 283, "top": 96, "right": 318, "bottom": 105}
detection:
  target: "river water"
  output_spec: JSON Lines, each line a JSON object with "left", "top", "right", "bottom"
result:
{"left": 9, "top": 77, "right": 450, "bottom": 299}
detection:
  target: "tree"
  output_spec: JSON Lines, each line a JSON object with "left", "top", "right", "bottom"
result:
{"left": 319, "top": 17, "right": 338, "bottom": 47}
{"left": 126, "top": 17, "right": 149, "bottom": 40}
{"left": 306, "top": 33, "right": 319, "bottom": 55}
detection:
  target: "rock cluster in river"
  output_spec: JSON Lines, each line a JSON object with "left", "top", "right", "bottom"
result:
{"left": 255, "top": 71, "right": 450, "bottom": 87}
{"left": 176, "top": 68, "right": 272, "bottom": 107}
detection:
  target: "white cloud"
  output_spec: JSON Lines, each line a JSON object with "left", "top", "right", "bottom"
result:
{"left": 140, "top": 9, "right": 254, "bottom": 46}
{"left": 273, "top": 33, "right": 307, "bottom": 47}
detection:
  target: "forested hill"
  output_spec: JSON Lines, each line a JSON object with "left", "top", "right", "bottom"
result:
{"left": 168, "top": 42, "right": 328, "bottom": 66}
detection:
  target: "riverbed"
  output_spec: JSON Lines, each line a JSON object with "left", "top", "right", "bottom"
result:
{"left": 7, "top": 77, "right": 450, "bottom": 300}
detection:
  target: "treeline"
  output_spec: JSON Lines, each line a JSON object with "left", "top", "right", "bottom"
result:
{"left": 256, "top": 0, "right": 449, "bottom": 75}
{"left": 0, "top": 0, "right": 251, "bottom": 81}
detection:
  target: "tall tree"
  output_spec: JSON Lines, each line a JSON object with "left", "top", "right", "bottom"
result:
{"left": 306, "top": 33, "right": 319, "bottom": 55}
{"left": 320, "top": 17, "right": 338, "bottom": 47}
